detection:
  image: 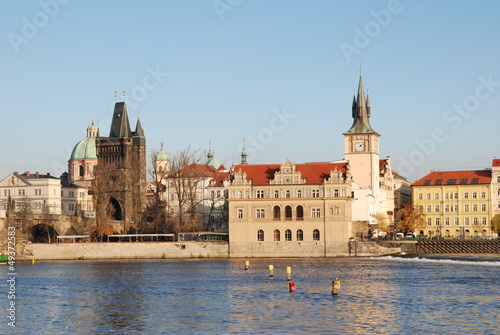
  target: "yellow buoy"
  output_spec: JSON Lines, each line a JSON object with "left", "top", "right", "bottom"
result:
{"left": 332, "top": 278, "right": 341, "bottom": 296}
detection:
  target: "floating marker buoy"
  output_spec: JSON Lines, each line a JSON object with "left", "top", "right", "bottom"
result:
{"left": 286, "top": 266, "right": 292, "bottom": 281}
{"left": 289, "top": 282, "right": 296, "bottom": 292}
{"left": 332, "top": 278, "right": 341, "bottom": 296}
{"left": 245, "top": 260, "right": 249, "bottom": 271}
{"left": 268, "top": 265, "right": 274, "bottom": 277}
{"left": 31, "top": 259, "right": 37, "bottom": 265}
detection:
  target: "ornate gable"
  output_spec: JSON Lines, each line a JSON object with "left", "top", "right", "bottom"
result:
{"left": 324, "top": 167, "right": 348, "bottom": 184}
{"left": 270, "top": 160, "right": 306, "bottom": 185}
{"left": 232, "top": 169, "right": 252, "bottom": 186}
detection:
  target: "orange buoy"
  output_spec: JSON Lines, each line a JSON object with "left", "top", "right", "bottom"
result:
{"left": 289, "top": 282, "right": 296, "bottom": 292}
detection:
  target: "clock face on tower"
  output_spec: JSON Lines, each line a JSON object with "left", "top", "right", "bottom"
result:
{"left": 354, "top": 141, "right": 364, "bottom": 152}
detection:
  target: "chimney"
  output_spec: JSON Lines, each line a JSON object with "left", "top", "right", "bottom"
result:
{"left": 25, "top": 171, "right": 30, "bottom": 177}
{"left": 35, "top": 172, "right": 39, "bottom": 178}
{"left": 47, "top": 172, "right": 51, "bottom": 178}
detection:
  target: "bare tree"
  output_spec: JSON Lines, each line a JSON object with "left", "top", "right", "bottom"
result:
{"left": 206, "top": 189, "right": 227, "bottom": 231}
{"left": 167, "top": 147, "right": 206, "bottom": 233}
{"left": 147, "top": 149, "right": 170, "bottom": 233}
{"left": 90, "top": 162, "right": 117, "bottom": 241}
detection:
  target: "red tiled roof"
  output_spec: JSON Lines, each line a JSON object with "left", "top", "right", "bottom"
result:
{"left": 392, "top": 171, "right": 407, "bottom": 181}
{"left": 167, "top": 164, "right": 229, "bottom": 186}
{"left": 412, "top": 170, "right": 491, "bottom": 186}
{"left": 492, "top": 159, "right": 500, "bottom": 167}
{"left": 233, "top": 162, "right": 347, "bottom": 186}
{"left": 208, "top": 171, "right": 230, "bottom": 187}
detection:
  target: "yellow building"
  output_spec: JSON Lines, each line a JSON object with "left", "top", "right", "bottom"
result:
{"left": 412, "top": 170, "right": 493, "bottom": 238}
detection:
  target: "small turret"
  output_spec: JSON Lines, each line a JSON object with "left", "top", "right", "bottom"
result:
{"left": 241, "top": 138, "right": 248, "bottom": 165}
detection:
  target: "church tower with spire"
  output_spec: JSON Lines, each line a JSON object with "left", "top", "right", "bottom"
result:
{"left": 94, "top": 102, "right": 147, "bottom": 228}
{"left": 343, "top": 74, "right": 380, "bottom": 192}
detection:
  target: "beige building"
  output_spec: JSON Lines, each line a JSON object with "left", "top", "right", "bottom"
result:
{"left": 412, "top": 170, "right": 493, "bottom": 238}
{"left": 228, "top": 159, "right": 354, "bottom": 257}
{"left": 227, "top": 74, "right": 402, "bottom": 256}
{"left": 393, "top": 171, "right": 412, "bottom": 224}
{"left": 0, "top": 171, "right": 62, "bottom": 231}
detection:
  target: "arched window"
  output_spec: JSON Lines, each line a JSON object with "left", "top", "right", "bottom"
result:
{"left": 296, "top": 229, "right": 303, "bottom": 241}
{"left": 482, "top": 229, "right": 487, "bottom": 237}
{"left": 445, "top": 230, "right": 450, "bottom": 237}
{"left": 274, "top": 229, "right": 280, "bottom": 241}
{"left": 296, "top": 206, "right": 304, "bottom": 220}
{"left": 273, "top": 206, "right": 281, "bottom": 221}
{"left": 465, "top": 229, "right": 470, "bottom": 237}
{"left": 257, "top": 230, "right": 264, "bottom": 241}
{"left": 79, "top": 165, "right": 84, "bottom": 177}
{"left": 285, "top": 206, "right": 292, "bottom": 220}
{"left": 285, "top": 229, "right": 292, "bottom": 241}
{"left": 313, "top": 229, "right": 320, "bottom": 241}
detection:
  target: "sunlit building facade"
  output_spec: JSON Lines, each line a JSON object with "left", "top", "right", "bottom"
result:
{"left": 412, "top": 170, "right": 493, "bottom": 238}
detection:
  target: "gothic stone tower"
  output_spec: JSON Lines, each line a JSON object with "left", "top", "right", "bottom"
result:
{"left": 94, "top": 102, "right": 147, "bottom": 228}
{"left": 343, "top": 74, "right": 380, "bottom": 192}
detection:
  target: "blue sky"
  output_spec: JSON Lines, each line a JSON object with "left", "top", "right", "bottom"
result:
{"left": 1, "top": 0, "right": 499, "bottom": 182}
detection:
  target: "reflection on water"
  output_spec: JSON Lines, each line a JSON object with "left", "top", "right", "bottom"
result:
{"left": 2, "top": 255, "right": 499, "bottom": 334}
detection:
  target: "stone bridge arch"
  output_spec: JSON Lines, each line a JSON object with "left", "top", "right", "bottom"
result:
{"left": 31, "top": 224, "right": 58, "bottom": 243}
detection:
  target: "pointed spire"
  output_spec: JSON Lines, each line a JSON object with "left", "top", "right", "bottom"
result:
{"left": 356, "top": 73, "right": 366, "bottom": 113}
{"left": 241, "top": 138, "right": 248, "bottom": 165}
{"left": 366, "top": 90, "right": 371, "bottom": 118}
{"left": 109, "top": 102, "right": 132, "bottom": 138}
{"left": 351, "top": 94, "right": 356, "bottom": 119}
{"left": 134, "top": 118, "right": 145, "bottom": 137}
{"left": 344, "top": 73, "right": 377, "bottom": 135}
{"left": 206, "top": 139, "right": 221, "bottom": 169}
{"left": 207, "top": 139, "right": 214, "bottom": 161}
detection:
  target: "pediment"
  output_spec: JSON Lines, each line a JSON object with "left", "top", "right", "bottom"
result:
{"left": 0, "top": 173, "right": 30, "bottom": 187}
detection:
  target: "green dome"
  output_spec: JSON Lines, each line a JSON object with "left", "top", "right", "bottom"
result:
{"left": 70, "top": 137, "right": 97, "bottom": 160}
{"left": 156, "top": 148, "right": 169, "bottom": 161}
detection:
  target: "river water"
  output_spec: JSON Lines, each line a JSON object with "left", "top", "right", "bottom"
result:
{"left": 2, "top": 255, "right": 500, "bottom": 334}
